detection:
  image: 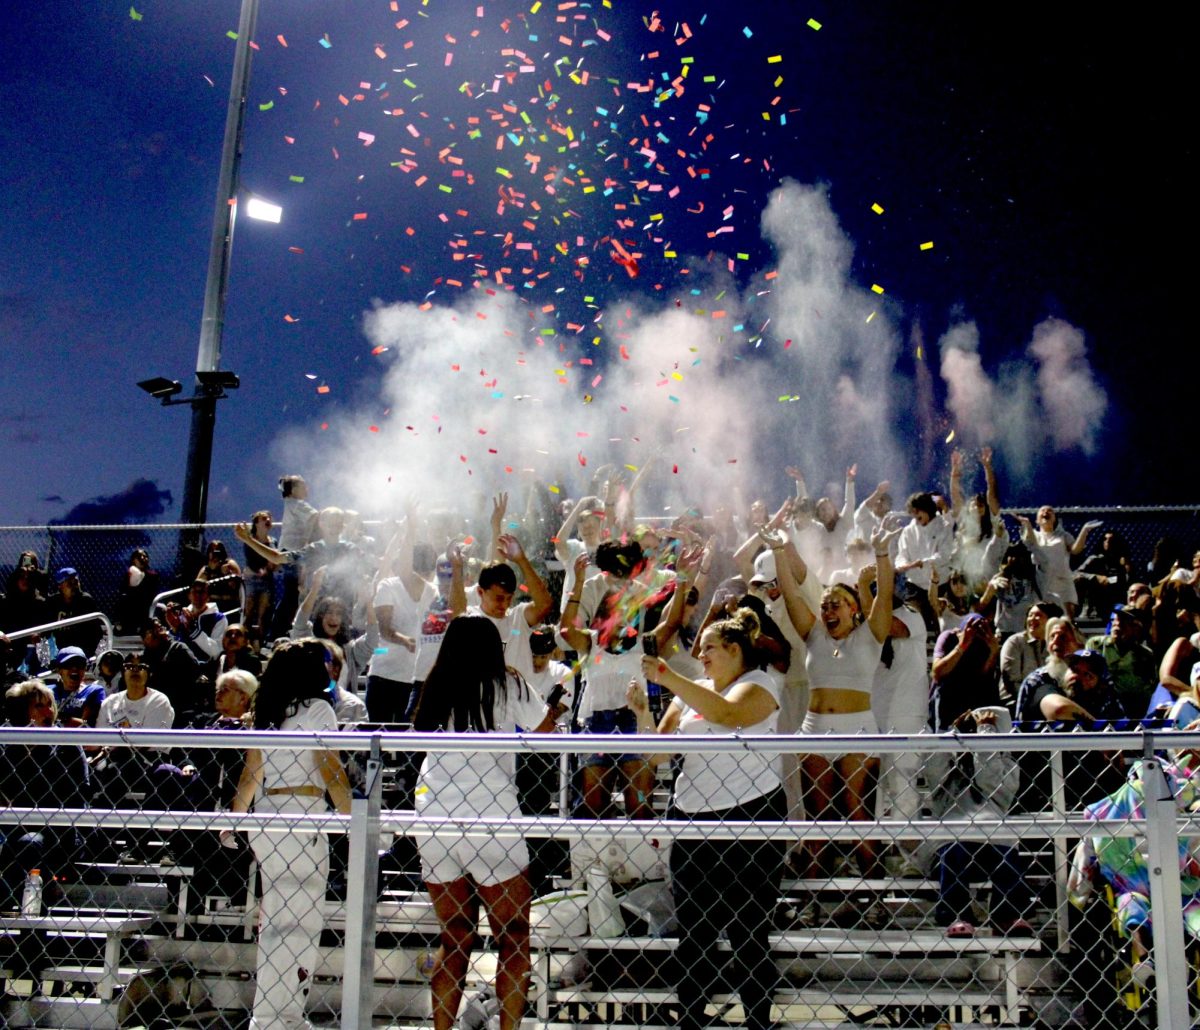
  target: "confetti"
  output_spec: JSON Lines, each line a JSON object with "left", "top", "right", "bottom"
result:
{"left": 807, "top": 18, "right": 822, "bottom": 30}
{"left": 870, "top": 284, "right": 885, "bottom": 295}
{"left": 871, "top": 202, "right": 885, "bottom": 215}
{"left": 129, "top": 6, "right": 143, "bottom": 21}
{"left": 920, "top": 241, "right": 935, "bottom": 250}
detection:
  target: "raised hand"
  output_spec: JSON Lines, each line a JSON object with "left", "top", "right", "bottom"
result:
{"left": 626, "top": 679, "right": 650, "bottom": 717}
{"left": 491, "top": 492, "right": 509, "bottom": 529}
{"left": 572, "top": 551, "right": 591, "bottom": 580}
{"left": 497, "top": 533, "right": 524, "bottom": 562}
{"left": 847, "top": 463, "right": 858, "bottom": 481}
{"left": 766, "top": 499, "right": 793, "bottom": 531}
{"left": 980, "top": 445, "right": 993, "bottom": 467}
{"left": 756, "top": 525, "right": 786, "bottom": 551}
{"left": 870, "top": 514, "right": 904, "bottom": 554}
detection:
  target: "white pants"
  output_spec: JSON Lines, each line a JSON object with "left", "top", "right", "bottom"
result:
{"left": 876, "top": 681, "right": 930, "bottom": 822}
{"left": 248, "top": 796, "right": 327, "bottom": 1030}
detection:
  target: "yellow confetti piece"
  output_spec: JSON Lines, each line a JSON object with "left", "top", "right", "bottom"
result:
{"left": 871, "top": 202, "right": 884, "bottom": 215}
{"left": 866, "top": 311, "right": 876, "bottom": 323}
{"left": 870, "top": 284, "right": 885, "bottom": 295}
{"left": 767, "top": 55, "right": 782, "bottom": 64}
{"left": 920, "top": 241, "right": 935, "bottom": 251}
{"left": 548, "top": 484, "right": 560, "bottom": 494}
{"left": 624, "top": 464, "right": 638, "bottom": 472}
{"left": 946, "top": 430, "right": 956, "bottom": 443}
{"left": 807, "top": 18, "right": 822, "bottom": 30}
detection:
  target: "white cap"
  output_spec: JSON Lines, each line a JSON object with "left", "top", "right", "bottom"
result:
{"left": 750, "top": 550, "right": 777, "bottom": 584}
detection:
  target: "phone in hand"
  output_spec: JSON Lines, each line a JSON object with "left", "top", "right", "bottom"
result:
{"left": 642, "top": 633, "right": 658, "bottom": 658}
{"left": 547, "top": 683, "right": 567, "bottom": 709}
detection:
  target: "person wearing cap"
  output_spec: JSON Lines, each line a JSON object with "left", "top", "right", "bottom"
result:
{"left": 930, "top": 612, "right": 1002, "bottom": 731}
{"left": 49, "top": 567, "right": 103, "bottom": 657}
{"left": 1085, "top": 605, "right": 1157, "bottom": 718}
{"left": 52, "top": 646, "right": 106, "bottom": 727}
{"left": 1023, "top": 648, "right": 1123, "bottom": 725}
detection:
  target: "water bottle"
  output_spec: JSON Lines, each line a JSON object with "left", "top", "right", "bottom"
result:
{"left": 586, "top": 864, "right": 624, "bottom": 938}
{"left": 21, "top": 868, "right": 43, "bottom": 918}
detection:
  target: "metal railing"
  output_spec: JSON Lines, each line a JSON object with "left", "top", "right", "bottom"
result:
{"left": 0, "top": 726, "right": 1197, "bottom": 1028}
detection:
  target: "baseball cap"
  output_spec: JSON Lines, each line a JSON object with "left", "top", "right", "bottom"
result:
{"left": 1067, "top": 649, "right": 1109, "bottom": 679}
{"left": 750, "top": 550, "right": 778, "bottom": 585}
{"left": 55, "top": 567, "right": 79, "bottom": 584}
{"left": 55, "top": 646, "right": 88, "bottom": 668}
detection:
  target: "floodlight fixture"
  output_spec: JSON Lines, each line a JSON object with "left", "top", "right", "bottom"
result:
{"left": 245, "top": 196, "right": 282, "bottom": 223}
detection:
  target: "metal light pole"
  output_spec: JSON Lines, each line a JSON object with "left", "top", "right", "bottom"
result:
{"left": 179, "top": 0, "right": 261, "bottom": 547}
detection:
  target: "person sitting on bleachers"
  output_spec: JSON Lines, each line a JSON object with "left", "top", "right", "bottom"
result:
{"left": 213, "top": 623, "right": 262, "bottom": 682}
{"left": 998, "top": 602, "right": 1063, "bottom": 715}
{"left": 139, "top": 617, "right": 206, "bottom": 727}
{"left": 162, "top": 579, "right": 228, "bottom": 665}
{"left": 930, "top": 613, "right": 1002, "bottom": 730}
{"left": 930, "top": 705, "right": 1035, "bottom": 938}
{"left": 1013, "top": 617, "right": 1082, "bottom": 725}
{"left": 0, "top": 552, "right": 49, "bottom": 636}
{"left": 1, "top": 680, "right": 90, "bottom": 910}
{"left": 1085, "top": 604, "right": 1157, "bottom": 719}
{"left": 52, "top": 645, "right": 106, "bottom": 727}
{"left": 48, "top": 567, "right": 104, "bottom": 656}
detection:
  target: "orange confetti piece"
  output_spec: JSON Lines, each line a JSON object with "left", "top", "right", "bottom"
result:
{"left": 316, "top": 385, "right": 330, "bottom": 394}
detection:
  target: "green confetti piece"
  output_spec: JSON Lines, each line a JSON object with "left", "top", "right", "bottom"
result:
{"left": 807, "top": 17, "right": 822, "bottom": 30}
{"left": 438, "top": 184, "right": 453, "bottom": 193}
{"left": 226, "top": 30, "right": 239, "bottom": 39}
{"left": 258, "top": 101, "right": 274, "bottom": 111}
{"left": 288, "top": 175, "right": 305, "bottom": 183}
{"left": 129, "top": 7, "right": 143, "bottom": 21}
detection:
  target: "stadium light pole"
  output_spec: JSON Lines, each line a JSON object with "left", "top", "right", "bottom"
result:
{"left": 177, "top": 0, "right": 262, "bottom": 550}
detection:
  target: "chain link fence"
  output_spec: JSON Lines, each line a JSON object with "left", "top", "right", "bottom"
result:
{"left": 1, "top": 723, "right": 1197, "bottom": 1029}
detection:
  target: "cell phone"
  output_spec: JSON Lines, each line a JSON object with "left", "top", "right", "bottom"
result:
{"left": 642, "top": 634, "right": 658, "bottom": 658}
{"left": 546, "top": 683, "right": 567, "bottom": 709}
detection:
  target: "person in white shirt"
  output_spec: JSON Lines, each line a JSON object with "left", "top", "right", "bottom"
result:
{"left": 411, "top": 617, "right": 565, "bottom": 1030}
{"left": 97, "top": 654, "right": 175, "bottom": 730}
{"left": 226, "top": 639, "right": 352, "bottom": 1030}
{"left": 628, "top": 608, "right": 784, "bottom": 1030}
{"left": 895, "top": 492, "right": 953, "bottom": 633}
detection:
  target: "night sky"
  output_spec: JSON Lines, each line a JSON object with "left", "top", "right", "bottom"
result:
{"left": 1, "top": 1, "right": 1194, "bottom": 527}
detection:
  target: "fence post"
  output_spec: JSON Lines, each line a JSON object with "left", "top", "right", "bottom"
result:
{"left": 1050, "top": 747, "right": 1070, "bottom": 951}
{"left": 1140, "top": 756, "right": 1189, "bottom": 1030}
{"left": 341, "top": 737, "right": 383, "bottom": 1030}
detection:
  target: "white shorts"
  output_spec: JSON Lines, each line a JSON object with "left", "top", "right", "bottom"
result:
{"left": 801, "top": 708, "right": 880, "bottom": 756}
{"left": 419, "top": 832, "right": 529, "bottom": 887}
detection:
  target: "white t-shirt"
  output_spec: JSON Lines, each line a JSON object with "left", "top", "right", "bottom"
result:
{"left": 466, "top": 603, "right": 536, "bottom": 682}
{"left": 805, "top": 619, "right": 883, "bottom": 696}
{"left": 414, "top": 583, "right": 453, "bottom": 681}
{"left": 579, "top": 633, "right": 644, "bottom": 718}
{"left": 97, "top": 689, "right": 174, "bottom": 730}
{"left": 558, "top": 539, "right": 590, "bottom": 609}
{"left": 370, "top": 576, "right": 423, "bottom": 682}
{"left": 416, "top": 673, "right": 549, "bottom": 815}
{"left": 526, "top": 659, "right": 574, "bottom": 728}
{"left": 872, "top": 606, "right": 929, "bottom": 730}
{"left": 259, "top": 698, "right": 339, "bottom": 793}
{"left": 671, "top": 669, "right": 782, "bottom": 813}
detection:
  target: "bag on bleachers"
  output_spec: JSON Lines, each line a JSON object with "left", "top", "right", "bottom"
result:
{"left": 570, "top": 834, "right": 668, "bottom": 884}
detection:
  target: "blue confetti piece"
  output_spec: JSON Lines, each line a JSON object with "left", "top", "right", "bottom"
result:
{"left": 318, "top": 37, "right": 332, "bottom": 48}
{"left": 743, "top": 26, "right": 753, "bottom": 38}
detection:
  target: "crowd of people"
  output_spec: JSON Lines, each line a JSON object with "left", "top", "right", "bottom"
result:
{"left": 3, "top": 459, "right": 1200, "bottom": 1029}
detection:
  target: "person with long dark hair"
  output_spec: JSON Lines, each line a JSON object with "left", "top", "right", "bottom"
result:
{"left": 627, "top": 607, "right": 784, "bottom": 1030}
{"left": 225, "top": 638, "right": 352, "bottom": 1030}
{"left": 411, "top": 616, "right": 565, "bottom": 1030}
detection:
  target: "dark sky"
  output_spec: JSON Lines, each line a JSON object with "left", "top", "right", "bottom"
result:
{"left": 1, "top": 1, "right": 1193, "bottom": 526}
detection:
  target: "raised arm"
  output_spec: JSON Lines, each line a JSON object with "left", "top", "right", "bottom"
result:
{"left": 762, "top": 527, "right": 816, "bottom": 640}
{"left": 640, "top": 654, "right": 777, "bottom": 729}
{"left": 840, "top": 464, "right": 857, "bottom": 521}
{"left": 558, "top": 552, "right": 592, "bottom": 653}
{"left": 234, "top": 522, "right": 293, "bottom": 565}
{"left": 489, "top": 492, "right": 509, "bottom": 560}
{"left": 1071, "top": 519, "right": 1103, "bottom": 556}
{"left": 949, "top": 449, "right": 966, "bottom": 517}
{"left": 866, "top": 516, "right": 901, "bottom": 643}
{"left": 981, "top": 446, "right": 1001, "bottom": 516}
{"left": 554, "top": 496, "right": 587, "bottom": 564}
{"left": 499, "top": 534, "right": 553, "bottom": 624}
{"left": 448, "top": 544, "right": 467, "bottom": 618}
